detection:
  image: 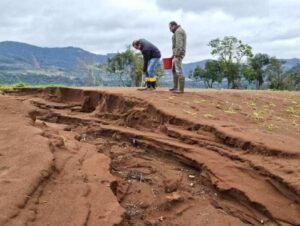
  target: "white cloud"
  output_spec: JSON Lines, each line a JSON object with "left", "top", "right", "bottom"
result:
{"left": 154, "top": 0, "right": 270, "bottom": 17}
{"left": 0, "top": 0, "right": 300, "bottom": 62}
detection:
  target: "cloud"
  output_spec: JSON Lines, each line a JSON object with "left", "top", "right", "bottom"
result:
{"left": 154, "top": 0, "right": 270, "bottom": 17}
{"left": 0, "top": 0, "right": 300, "bottom": 62}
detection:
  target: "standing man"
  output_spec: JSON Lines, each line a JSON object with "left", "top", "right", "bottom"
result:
{"left": 169, "top": 21, "right": 187, "bottom": 93}
{"left": 132, "top": 39, "right": 161, "bottom": 90}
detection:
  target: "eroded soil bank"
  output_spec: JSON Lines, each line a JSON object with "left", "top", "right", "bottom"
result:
{"left": 1, "top": 87, "right": 299, "bottom": 226}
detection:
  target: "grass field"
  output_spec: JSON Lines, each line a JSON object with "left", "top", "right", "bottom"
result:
{"left": 0, "top": 83, "right": 66, "bottom": 90}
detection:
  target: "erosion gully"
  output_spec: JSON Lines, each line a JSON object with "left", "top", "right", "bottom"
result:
{"left": 5, "top": 87, "right": 300, "bottom": 226}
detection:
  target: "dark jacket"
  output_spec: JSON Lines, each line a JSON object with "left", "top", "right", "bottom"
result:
{"left": 172, "top": 26, "right": 186, "bottom": 58}
{"left": 139, "top": 39, "right": 161, "bottom": 72}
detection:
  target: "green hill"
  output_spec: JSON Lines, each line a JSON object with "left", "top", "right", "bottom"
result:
{"left": 0, "top": 41, "right": 112, "bottom": 85}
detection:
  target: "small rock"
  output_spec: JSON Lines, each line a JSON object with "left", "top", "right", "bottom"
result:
{"left": 140, "top": 202, "right": 150, "bottom": 209}
{"left": 64, "top": 126, "right": 72, "bottom": 131}
{"left": 159, "top": 216, "right": 164, "bottom": 222}
{"left": 190, "top": 183, "right": 194, "bottom": 187}
{"left": 35, "top": 120, "right": 46, "bottom": 127}
{"left": 47, "top": 116, "right": 58, "bottom": 123}
{"left": 166, "top": 192, "right": 184, "bottom": 202}
{"left": 80, "top": 134, "right": 87, "bottom": 141}
{"left": 112, "top": 132, "right": 121, "bottom": 141}
{"left": 126, "top": 170, "right": 144, "bottom": 181}
{"left": 75, "top": 134, "right": 87, "bottom": 142}
{"left": 188, "top": 175, "right": 196, "bottom": 179}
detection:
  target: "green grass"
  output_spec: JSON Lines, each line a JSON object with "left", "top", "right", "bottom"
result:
{"left": 0, "top": 83, "right": 27, "bottom": 90}
{"left": 224, "top": 108, "right": 237, "bottom": 114}
{"left": 252, "top": 109, "right": 266, "bottom": 121}
{"left": 286, "top": 106, "right": 297, "bottom": 115}
{"left": 247, "top": 100, "right": 257, "bottom": 110}
{"left": 0, "top": 83, "right": 67, "bottom": 90}
{"left": 265, "top": 123, "right": 277, "bottom": 132}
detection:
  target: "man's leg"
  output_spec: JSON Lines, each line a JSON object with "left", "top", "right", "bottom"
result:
{"left": 172, "top": 57, "right": 185, "bottom": 92}
{"left": 169, "top": 60, "right": 179, "bottom": 91}
{"left": 147, "top": 58, "right": 160, "bottom": 89}
{"left": 178, "top": 75, "right": 185, "bottom": 93}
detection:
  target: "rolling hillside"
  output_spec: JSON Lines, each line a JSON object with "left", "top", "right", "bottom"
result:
{"left": 0, "top": 41, "right": 110, "bottom": 70}
{"left": 0, "top": 41, "right": 299, "bottom": 86}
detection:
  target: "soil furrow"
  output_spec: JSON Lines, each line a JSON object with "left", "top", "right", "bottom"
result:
{"left": 3, "top": 87, "right": 299, "bottom": 226}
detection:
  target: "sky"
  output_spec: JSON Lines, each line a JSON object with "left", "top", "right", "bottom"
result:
{"left": 0, "top": 0, "right": 300, "bottom": 62}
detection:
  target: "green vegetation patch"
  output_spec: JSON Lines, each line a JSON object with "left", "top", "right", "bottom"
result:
{"left": 0, "top": 83, "right": 67, "bottom": 90}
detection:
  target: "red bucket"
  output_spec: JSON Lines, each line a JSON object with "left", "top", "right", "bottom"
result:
{"left": 162, "top": 58, "right": 173, "bottom": 70}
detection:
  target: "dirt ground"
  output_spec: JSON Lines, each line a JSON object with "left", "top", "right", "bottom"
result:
{"left": 0, "top": 87, "right": 299, "bottom": 226}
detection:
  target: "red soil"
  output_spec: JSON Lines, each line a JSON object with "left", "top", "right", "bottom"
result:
{"left": 0, "top": 87, "right": 299, "bottom": 226}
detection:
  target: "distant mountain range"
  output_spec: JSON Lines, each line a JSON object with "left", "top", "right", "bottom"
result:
{"left": 0, "top": 41, "right": 116, "bottom": 85}
{"left": 281, "top": 58, "right": 300, "bottom": 71}
{"left": 0, "top": 41, "right": 300, "bottom": 86}
{"left": 182, "top": 60, "right": 210, "bottom": 75}
{"left": 0, "top": 41, "right": 112, "bottom": 71}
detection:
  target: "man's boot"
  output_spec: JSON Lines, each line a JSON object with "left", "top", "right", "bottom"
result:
{"left": 173, "top": 76, "right": 185, "bottom": 93}
{"left": 147, "top": 77, "right": 156, "bottom": 90}
{"left": 137, "top": 80, "right": 150, "bottom": 91}
{"left": 151, "top": 81, "right": 157, "bottom": 89}
{"left": 179, "top": 76, "right": 185, "bottom": 93}
{"left": 169, "top": 75, "right": 178, "bottom": 91}
{"left": 147, "top": 81, "right": 152, "bottom": 89}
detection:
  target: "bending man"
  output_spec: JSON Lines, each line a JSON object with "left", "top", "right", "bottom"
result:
{"left": 132, "top": 39, "right": 161, "bottom": 89}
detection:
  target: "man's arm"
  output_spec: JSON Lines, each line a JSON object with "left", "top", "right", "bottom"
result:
{"left": 174, "top": 31, "right": 185, "bottom": 57}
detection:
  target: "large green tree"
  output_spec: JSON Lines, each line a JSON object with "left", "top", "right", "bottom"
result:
{"left": 103, "top": 48, "right": 136, "bottom": 86}
{"left": 244, "top": 53, "right": 270, "bottom": 88}
{"left": 101, "top": 48, "right": 164, "bottom": 87}
{"left": 284, "top": 67, "right": 300, "bottom": 90}
{"left": 80, "top": 63, "right": 104, "bottom": 86}
{"left": 192, "top": 61, "right": 223, "bottom": 88}
{"left": 266, "top": 57, "right": 286, "bottom": 90}
{"left": 208, "top": 36, "right": 253, "bottom": 88}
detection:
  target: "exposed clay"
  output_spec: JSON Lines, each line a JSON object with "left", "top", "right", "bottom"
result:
{"left": 1, "top": 87, "right": 300, "bottom": 226}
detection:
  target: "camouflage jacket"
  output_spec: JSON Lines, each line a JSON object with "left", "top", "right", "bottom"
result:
{"left": 172, "top": 26, "right": 186, "bottom": 58}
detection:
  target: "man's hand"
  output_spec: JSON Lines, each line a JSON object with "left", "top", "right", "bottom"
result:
{"left": 141, "top": 73, "right": 146, "bottom": 87}
{"left": 172, "top": 57, "right": 179, "bottom": 64}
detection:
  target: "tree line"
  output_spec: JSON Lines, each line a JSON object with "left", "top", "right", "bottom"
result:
{"left": 94, "top": 37, "right": 300, "bottom": 90}
{"left": 191, "top": 36, "right": 300, "bottom": 90}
